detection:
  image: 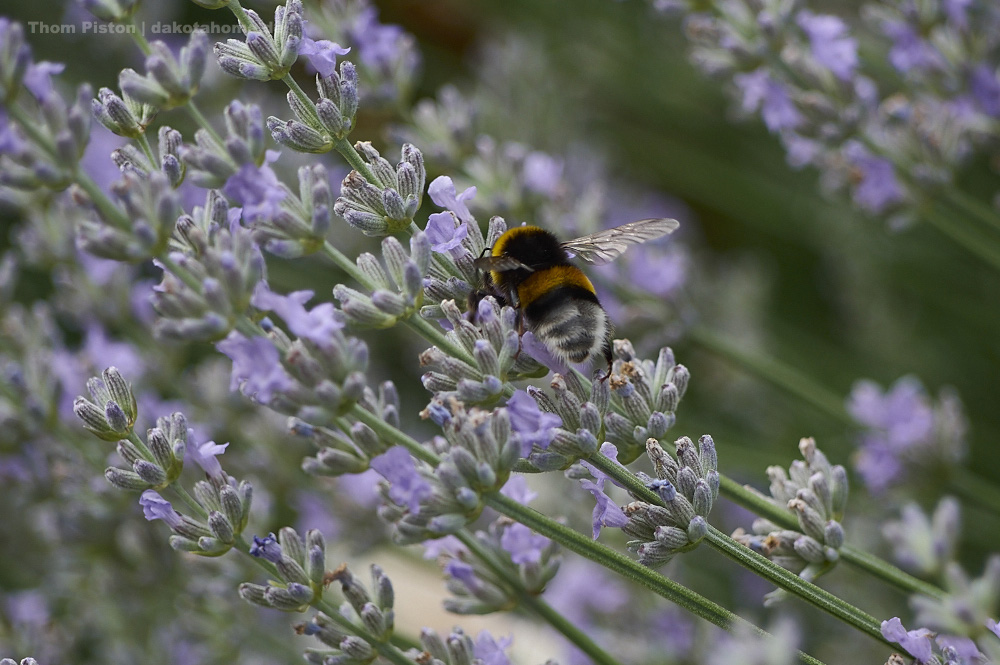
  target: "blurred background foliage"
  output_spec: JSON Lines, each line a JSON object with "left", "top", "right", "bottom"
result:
{"left": 2, "top": 0, "right": 999, "bottom": 663}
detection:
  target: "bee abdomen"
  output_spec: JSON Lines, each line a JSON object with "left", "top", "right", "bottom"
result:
{"left": 525, "top": 287, "right": 610, "bottom": 364}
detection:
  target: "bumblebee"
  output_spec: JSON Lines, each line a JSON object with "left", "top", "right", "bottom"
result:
{"left": 470, "top": 218, "right": 680, "bottom": 372}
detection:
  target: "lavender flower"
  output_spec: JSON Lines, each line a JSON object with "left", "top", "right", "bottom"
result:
{"left": 334, "top": 142, "right": 425, "bottom": 236}
{"left": 883, "top": 497, "right": 961, "bottom": 577}
{"left": 370, "top": 447, "right": 432, "bottom": 514}
{"left": 580, "top": 443, "right": 630, "bottom": 540}
{"left": 241, "top": 528, "right": 329, "bottom": 612}
{"left": 507, "top": 389, "right": 562, "bottom": 456}
{"left": 214, "top": 0, "right": 303, "bottom": 81}
{"left": 298, "top": 38, "right": 350, "bottom": 78}
{"left": 847, "top": 376, "right": 967, "bottom": 493}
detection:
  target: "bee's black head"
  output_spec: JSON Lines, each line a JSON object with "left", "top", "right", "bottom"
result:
{"left": 493, "top": 226, "right": 568, "bottom": 269}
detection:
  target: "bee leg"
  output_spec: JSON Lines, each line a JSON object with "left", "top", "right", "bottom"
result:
{"left": 598, "top": 341, "right": 613, "bottom": 383}
{"left": 513, "top": 310, "right": 525, "bottom": 360}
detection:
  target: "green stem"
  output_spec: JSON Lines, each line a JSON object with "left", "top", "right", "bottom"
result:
{"left": 184, "top": 99, "right": 226, "bottom": 148}
{"left": 454, "top": 531, "right": 624, "bottom": 665}
{"left": 685, "top": 326, "right": 852, "bottom": 425}
{"left": 136, "top": 132, "right": 157, "bottom": 166}
{"left": 922, "top": 207, "right": 1000, "bottom": 274}
{"left": 716, "top": 475, "right": 946, "bottom": 600}
{"left": 943, "top": 188, "right": 1000, "bottom": 235}
{"left": 169, "top": 483, "right": 209, "bottom": 520}
{"left": 313, "top": 600, "right": 415, "bottom": 665}
{"left": 227, "top": 0, "right": 255, "bottom": 32}
{"left": 586, "top": 454, "right": 890, "bottom": 643}
{"left": 946, "top": 467, "right": 1000, "bottom": 520}
{"left": 334, "top": 136, "right": 380, "bottom": 184}
{"left": 282, "top": 74, "right": 322, "bottom": 128}
{"left": 704, "top": 527, "right": 890, "bottom": 647}
{"left": 349, "top": 404, "right": 439, "bottom": 466}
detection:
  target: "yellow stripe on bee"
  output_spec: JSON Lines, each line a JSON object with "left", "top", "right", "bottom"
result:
{"left": 491, "top": 225, "right": 545, "bottom": 257}
{"left": 517, "top": 265, "right": 596, "bottom": 307}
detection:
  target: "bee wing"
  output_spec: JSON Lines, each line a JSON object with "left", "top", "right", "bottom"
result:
{"left": 560, "top": 218, "right": 680, "bottom": 265}
{"left": 472, "top": 255, "right": 535, "bottom": 273}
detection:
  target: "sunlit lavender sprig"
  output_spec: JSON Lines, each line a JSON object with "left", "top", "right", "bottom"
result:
{"left": 733, "top": 437, "right": 848, "bottom": 604}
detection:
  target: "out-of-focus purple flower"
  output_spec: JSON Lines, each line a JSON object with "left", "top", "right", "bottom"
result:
{"left": 335, "top": 468, "right": 383, "bottom": 508}
{"left": 140, "top": 490, "right": 182, "bottom": 528}
{"left": 971, "top": 65, "right": 1000, "bottom": 117}
{"left": 216, "top": 331, "right": 296, "bottom": 404}
{"left": 500, "top": 475, "right": 538, "bottom": 504}
{"left": 78, "top": 125, "right": 127, "bottom": 194}
{"left": 81, "top": 322, "right": 145, "bottom": 381}
{"left": 544, "top": 557, "right": 630, "bottom": 626}
{"left": 425, "top": 212, "right": 469, "bottom": 254}
{"left": 506, "top": 390, "right": 561, "bottom": 456}
{"left": 881, "top": 617, "right": 934, "bottom": 663}
{"left": 500, "top": 522, "right": 549, "bottom": 565}
{"left": 370, "top": 446, "right": 431, "bottom": 514}
{"left": 627, "top": 245, "right": 688, "bottom": 298}
{"left": 298, "top": 37, "right": 350, "bottom": 77}
{"left": 251, "top": 284, "right": 344, "bottom": 349}
{"left": 943, "top": 0, "right": 972, "bottom": 29}
{"left": 854, "top": 438, "right": 905, "bottom": 493}
{"left": 473, "top": 631, "right": 513, "bottom": 665}
{"left": 422, "top": 534, "right": 466, "bottom": 559}
{"left": 5, "top": 590, "right": 49, "bottom": 627}
{"left": 733, "top": 69, "right": 802, "bottom": 132}
{"left": 188, "top": 440, "right": 229, "bottom": 482}
{"left": 797, "top": 12, "right": 858, "bottom": 81}
{"left": 986, "top": 618, "right": 1000, "bottom": 639}
{"left": 348, "top": 7, "right": 406, "bottom": 69}
{"left": 294, "top": 491, "right": 343, "bottom": 542}
{"left": 883, "top": 22, "right": 944, "bottom": 74}
{"left": 23, "top": 61, "right": 64, "bottom": 100}
{"left": 522, "top": 151, "right": 563, "bottom": 196}
{"left": 0, "top": 112, "right": 26, "bottom": 156}
{"left": 848, "top": 376, "right": 934, "bottom": 447}
{"left": 222, "top": 152, "right": 286, "bottom": 224}
{"left": 249, "top": 532, "right": 283, "bottom": 563}
{"left": 843, "top": 142, "right": 905, "bottom": 213}
{"left": 427, "top": 175, "right": 476, "bottom": 223}
{"left": 520, "top": 331, "right": 569, "bottom": 376}
{"left": 579, "top": 443, "right": 628, "bottom": 539}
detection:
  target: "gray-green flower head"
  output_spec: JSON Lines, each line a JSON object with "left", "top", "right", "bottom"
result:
{"left": 428, "top": 518, "right": 559, "bottom": 614}
{"left": 298, "top": 382, "right": 399, "bottom": 476}
{"left": 294, "top": 564, "right": 394, "bottom": 662}
{"left": 911, "top": 555, "right": 1000, "bottom": 646}
{"left": 105, "top": 412, "right": 188, "bottom": 491}
{"left": 267, "top": 61, "right": 360, "bottom": 152}
{"left": 333, "top": 231, "right": 429, "bottom": 328}
{"left": 110, "top": 126, "right": 185, "bottom": 188}
{"left": 180, "top": 101, "right": 267, "bottom": 188}
{"left": 408, "top": 626, "right": 487, "bottom": 665}
{"left": 733, "top": 437, "right": 848, "bottom": 604}
{"left": 614, "top": 435, "right": 718, "bottom": 567}
{"left": 91, "top": 86, "right": 157, "bottom": 139}
{"left": 78, "top": 0, "right": 139, "bottom": 22}
{"left": 333, "top": 142, "right": 426, "bottom": 236}
{"left": 521, "top": 371, "right": 608, "bottom": 470}
{"left": 604, "top": 342, "right": 688, "bottom": 464}
{"left": 0, "top": 84, "right": 92, "bottom": 191}
{"left": 73, "top": 366, "right": 138, "bottom": 441}
{"left": 420, "top": 213, "right": 497, "bottom": 323}
{"left": 419, "top": 298, "right": 545, "bottom": 406}
{"left": 241, "top": 163, "right": 333, "bottom": 258}
{"left": 151, "top": 194, "right": 264, "bottom": 341}
{"left": 378, "top": 406, "right": 519, "bottom": 545}
{"left": 75, "top": 170, "right": 179, "bottom": 262}
{"left": 214, "top": 1, "right": 302, "bottom": 81}
{"left": 242, "top": 528, "right": 328, "bottom": 610}
{"left": 883, "top": 496, "right": 960, "bottom": 578}
{"left": 118, "top": 31, "right": 208, "bottom": 110}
